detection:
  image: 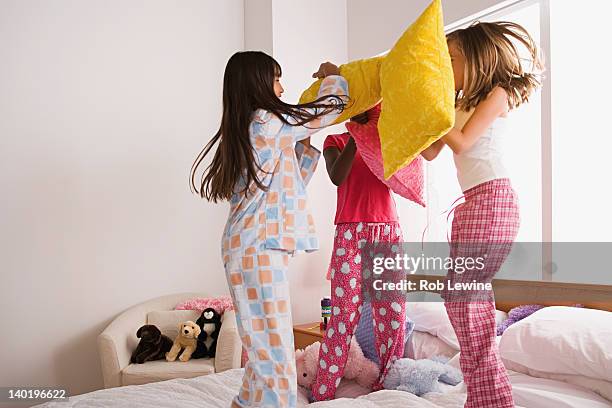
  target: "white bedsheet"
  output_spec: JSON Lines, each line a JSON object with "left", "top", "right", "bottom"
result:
{"left": 35, "top": 368, "right": 611, "bottom": 408}
{"left": 34, "top": 369, "right": 466, "bottom": 408}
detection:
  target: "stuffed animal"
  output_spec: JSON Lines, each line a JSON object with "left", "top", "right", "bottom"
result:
{"left": 192, "top": 307, "right": 222, "bottom": 359}
{"left": 383, "top": 356, "right": 463, "bottom": 396}
{"left": 496, "top": 304, "right": 545, "bottom": 335}
{"left": 296, "top": 338, "right": 379, "bottom": 389}
{"left": 166, "top": 321, "right": 201, "bottom": 362}
{"left": 130, "top": 324, "right": 173, "bottom": 364}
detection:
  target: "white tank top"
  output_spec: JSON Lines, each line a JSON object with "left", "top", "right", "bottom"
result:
{"left": 453, "top": 109, "right": 509, "bottom": 192}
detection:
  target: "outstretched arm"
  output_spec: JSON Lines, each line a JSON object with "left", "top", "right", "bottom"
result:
{"left": 443, "top": 87, "right": 508, "bottom": 154}
{"left": 269, "top": 72, "right": 349, "bottom": 150}
{"left": 323, "top": 137, "right": 357, "bottom": 186}
{"left": 285, "top": 62, "right": 347, "bottom": 143}
{"left": 323, "top": 104, "right": 376, "bottom": 185}
{"left": 295, "top": 141, "right": 321, "bottom": 186}
{"left": 421, "top": 139, "right": 446, "bottom": 161}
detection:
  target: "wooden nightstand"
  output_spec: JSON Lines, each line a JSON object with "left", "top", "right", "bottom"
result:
{"left": 293, "top": 322, "right": 324, "bottom": 350}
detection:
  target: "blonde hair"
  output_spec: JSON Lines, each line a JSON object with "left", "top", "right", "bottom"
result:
{"left": 447, "top": 21, "right": 544, "bottom": 111}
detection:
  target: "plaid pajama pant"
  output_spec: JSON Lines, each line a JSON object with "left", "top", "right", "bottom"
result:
{"left": 225, "top": 247, "right": 297, "bottom": 408}
{"left": 312, "top": 222, "right": 406, "bottom": 401}
{"left": 443, "top": 178, "right": 519, "bottom": 408}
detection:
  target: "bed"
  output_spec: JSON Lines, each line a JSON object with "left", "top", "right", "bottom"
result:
{"left": 35, "top": 368, "right": 611, "bottom": 408}
{"left": 36, "top": 277, "right": 612, "bottom": 408}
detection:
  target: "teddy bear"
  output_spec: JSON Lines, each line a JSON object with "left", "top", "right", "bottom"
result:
{"left": 130, "top": 324, "right": 173, "bottom": 364}
{"left": 383, "top": 356, "right": 463, "bottom": 396}
{"left": 295, "top": 338, "right": 379, "bottom": 390}
{"left": 192, "top": 307, "right": 222, "bottom": 359}
{"left": 166, "top": 320, "right": 201, "bottom": 362}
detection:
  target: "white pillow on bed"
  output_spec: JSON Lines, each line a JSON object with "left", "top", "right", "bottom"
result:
{"left": 406, "top": 302, "right": 459, "bottom": 349}
{"left": 405, "top": 331, "right": 458, "bottom": 360}
{"left": 499, "top": 306, "right": 612, "bottom": 382}
{"left": 406, "top": 302, "right": 508, "bottom": 350}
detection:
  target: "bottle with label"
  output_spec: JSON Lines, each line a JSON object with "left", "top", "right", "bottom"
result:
{"left": 320, "top": 296, "right": 332, "bottom": 331}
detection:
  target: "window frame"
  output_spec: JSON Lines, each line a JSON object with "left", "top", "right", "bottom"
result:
{"left": 444, "top": 0, "right": 553, "bottom": 279}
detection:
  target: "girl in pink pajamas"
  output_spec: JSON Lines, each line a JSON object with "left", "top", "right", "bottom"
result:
{"left": 311, "top": 104, "right": 407, "bottom": 401}
{"left": 422, "top": 22, "right": 543, "bottom": 408}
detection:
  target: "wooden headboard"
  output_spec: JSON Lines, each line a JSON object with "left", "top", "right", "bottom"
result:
{"left": 406, "top": 274, "right": 612, "bottom": 312}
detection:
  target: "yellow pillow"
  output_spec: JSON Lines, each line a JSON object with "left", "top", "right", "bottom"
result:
{"left": 379, "top": 0, "right": 455, "bottom": 178}
{"left": 299, "top": 55, "right": 384, "bottom": 124}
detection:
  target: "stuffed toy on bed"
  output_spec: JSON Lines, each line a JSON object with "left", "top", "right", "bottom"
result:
{"left": 496, "top": 304, "right": 544, "bottom": 336}
{"left": 383, "top": 356, "right": 463, "bottom": 396}
{"left": 296, "top": 338, "right": 379, "bottom": 389}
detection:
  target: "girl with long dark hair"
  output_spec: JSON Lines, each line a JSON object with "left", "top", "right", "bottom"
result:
{"left": 191, "top": 51, "right": 348, "bottom": 408}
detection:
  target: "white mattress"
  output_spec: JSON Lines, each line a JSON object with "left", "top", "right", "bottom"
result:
{"left": 35, "top": 368, "right": 611, "bottom": 408}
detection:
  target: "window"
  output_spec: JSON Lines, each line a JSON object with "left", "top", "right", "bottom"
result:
{"left": 412, "top": 1, "right": 542, "bottom": 243}
{"left": 550, "top": 2, "right": 612, "bottom": 242}
{"left": 397, "top": 0, "right": 611, "bottom": 283}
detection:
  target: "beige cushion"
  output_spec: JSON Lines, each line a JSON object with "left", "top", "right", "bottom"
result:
{"left": 214, "top": 310, "right": 241, "bottom": 373}
{"left": 122, "top": 359, "right": 215, "bottom": 386}
{"left": 147, "top": 310, "right": 200, "bottom": 340}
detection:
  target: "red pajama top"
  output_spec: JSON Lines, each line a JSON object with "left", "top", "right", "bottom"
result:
{"left": 324, "top": 133, "right": 398, "bottom": 224}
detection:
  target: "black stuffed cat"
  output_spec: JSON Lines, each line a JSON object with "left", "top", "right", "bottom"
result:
{"left": 193, "top": 308, "right": 222, "bottom": 358}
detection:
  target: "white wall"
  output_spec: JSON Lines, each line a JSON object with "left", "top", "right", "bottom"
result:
{"left": 0, "top": 0, "right": 243, "bottom": 396}
{"left": 244, "top": 0, "right": 273, "bottom": 55}
{"left": 269, "top": 0, "right": 349, "bottom": 325}
{"left": 347, "top": 0, "right": 516, "bottom": 59}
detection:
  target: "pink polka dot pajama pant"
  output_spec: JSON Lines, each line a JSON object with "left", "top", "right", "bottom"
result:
{"left": 312, "top": 222, "right": 406, "bottom": 401}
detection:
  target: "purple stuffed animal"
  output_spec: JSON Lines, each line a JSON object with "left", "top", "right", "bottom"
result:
{"left": 497, "top": 304, "right": 584, "bottom": 336}
{"left": 496, "top": 304, "right": 544, "bottom": 336}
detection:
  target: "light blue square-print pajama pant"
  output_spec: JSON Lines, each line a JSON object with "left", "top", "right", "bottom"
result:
{"left": 225, "top": 247, "right": 297, "bottom": 408}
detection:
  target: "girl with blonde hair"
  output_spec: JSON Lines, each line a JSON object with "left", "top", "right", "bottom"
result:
{"left": 422, "top": 21, "right": 543, "bottom": 408}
